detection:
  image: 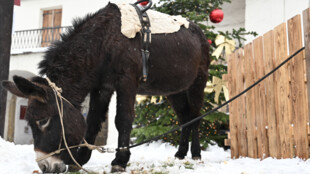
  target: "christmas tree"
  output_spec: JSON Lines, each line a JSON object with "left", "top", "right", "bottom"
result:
{"left": 132, "top": 0, "right": 257, "bottom": 149}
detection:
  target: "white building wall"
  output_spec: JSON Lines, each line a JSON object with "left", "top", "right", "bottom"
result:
{"left": 213, "top": 0, "right": 245, "bottom": 33}
{"left": 10, "top": 52, "right": 45, "bottom": 75}
{"left": 4, "top": 70, "right": 36, "bottom": 144}
{"left": 13, "top": 98, "right": 32, "bottom": 144}
{"left": 13, "top": 0, "right": 126, "bottom": 31}
{"left": 245, "top": 0, "right": 310, "bottom": 42}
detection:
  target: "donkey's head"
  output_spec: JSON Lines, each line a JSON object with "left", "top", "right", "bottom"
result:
{"left": 2, "top": 76, "right": 87, "bottom": 173}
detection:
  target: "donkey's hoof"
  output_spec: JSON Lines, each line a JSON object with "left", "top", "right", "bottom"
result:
{"left": 175, "top": 151, "right": 186, "bottom": 160}
{"left": 175, "top": 156, "right": 185, "bottom": 160}
{"left": 175, "top": 154, "right": 185, "bottom": 160}
{"left": 111, "top": 165, "right": 125, "bottom": 173}
{"left": 192, "top": 156, "right": 201, "bottom": 160}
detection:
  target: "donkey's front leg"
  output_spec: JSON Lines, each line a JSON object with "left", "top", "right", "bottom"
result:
{"left": 111, "top": 87, "right": 136, "bottom": 172}
{"left": 73, "top": 89, "right": 113, "bottom": 166}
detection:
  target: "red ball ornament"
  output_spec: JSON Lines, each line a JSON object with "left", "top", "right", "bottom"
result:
{"left": 208, "top": 39, "right": 212, "bottom": 45}
{"left": 138, "top": 0, "right": 149, "bottom": 6}
{"left": 209, "top": 9, "right": 224, "bottom": 23}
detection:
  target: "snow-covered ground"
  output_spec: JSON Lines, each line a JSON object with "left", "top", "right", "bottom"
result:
{"left": 1, "top": 137, "right": 310, "bottom": 174}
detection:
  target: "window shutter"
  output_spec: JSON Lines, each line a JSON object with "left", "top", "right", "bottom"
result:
{"left": 41, "top": 9, "right": 62, "bottom": 47}
{"left": 54, "top": 9, "right": 62, "bottom": 27}
{"left": 53, "top": 9, "right": 62, "bottom": 41}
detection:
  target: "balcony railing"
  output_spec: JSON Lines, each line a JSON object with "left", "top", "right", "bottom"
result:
{"left": 11, "top": 26, "right": 71, "bottom": 52}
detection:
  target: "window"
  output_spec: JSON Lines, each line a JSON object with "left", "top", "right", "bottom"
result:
{"left": 41, "top": 9, "right": 62, "bottom": 47}
{"left": 19, "top": 105, "right": 27, "bottom": 120}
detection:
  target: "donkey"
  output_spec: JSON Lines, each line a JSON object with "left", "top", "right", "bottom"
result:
{"left": 2, "top": 3, "right": 210, "bottom": 173}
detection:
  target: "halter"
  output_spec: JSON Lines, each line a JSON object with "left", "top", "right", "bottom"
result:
{"left": 37, "top": 77, "right": 115, "bottom": 173}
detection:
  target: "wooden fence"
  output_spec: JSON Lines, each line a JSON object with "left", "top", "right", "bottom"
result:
{"left": 225, "top": 8, "right": 310, "bottom": 159}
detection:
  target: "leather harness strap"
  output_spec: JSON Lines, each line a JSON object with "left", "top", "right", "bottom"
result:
{"left": 131, "top": 4, "right": 151, "bottom": 82}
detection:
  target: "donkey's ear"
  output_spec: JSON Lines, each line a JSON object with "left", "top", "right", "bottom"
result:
{"left": 12, "top": 76, "right": 48, "bottom": 103}
{"left": 2, "top": 80, "right": 27, "bottom": 98}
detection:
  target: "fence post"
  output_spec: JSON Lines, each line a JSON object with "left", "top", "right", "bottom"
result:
{"left": 253, "top": 36, "right": 269, "bottom": 158}
{"left": 235, "top": 49, "right": 247, "bottom": 157}
{"left": 273, "top": 23, "right": 293, "bottom": 158}
{"left": 303, "top": 8, "right": 310, "bottom": 154}
{"left": 244, "top": 43, "right": 258, "bottom": 158}
{"left": 227, "top": 53, "right": 239, "bottom": 158}
{"left": 263, "top": 30, "right": 280, "bottom": 158}
{"left": 288, "top": 14, "right": 309, "bottom": 159}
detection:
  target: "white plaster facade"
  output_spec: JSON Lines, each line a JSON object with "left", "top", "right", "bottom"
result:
{"left": 213, "top": 0, "right": 310, "bottom": 44}
{"left": 4, "top": 71, "right": 36, "bottom": 145}
{"left": 10, "top": 52, "right": 45, "bottom": 75}
{"left": 245, "top": 0, "right": 310, "bottom": 42}
{"left": 213, "top": 0, "right": 245, "bottom": 33}
{"left": 13, "top": 0, "right": 122, "bottom": 31}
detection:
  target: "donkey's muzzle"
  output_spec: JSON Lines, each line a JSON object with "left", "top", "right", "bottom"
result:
{"left": 38, "top": 162, "right": 67, "bottom": 173}
{"left": 36, "top": 151, "right": 67, "bottom": 173}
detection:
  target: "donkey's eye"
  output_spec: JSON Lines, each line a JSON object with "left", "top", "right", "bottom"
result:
{"left": 38, "top": 118, "right": 49, "bottom": 126}
{"left": 36, "top": 118, "right": 51, "bottom": 130}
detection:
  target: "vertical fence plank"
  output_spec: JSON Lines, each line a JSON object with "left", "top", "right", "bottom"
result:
{"left": 263, "top": 30, "right": 280, "bottom": 158}
{"left": 274, "top": 23, "right": 293, "bottom": 158}
{"left": 303, "top": 8, "right": 310, "bottom": 155}
{"left": 232, "top": 51, "right": 240, "bottom": 158}
{"left": 227, "top": 53, "right": 239, "bottom": 158}
{"left": 244, "top": 43, "right": 258, "bottom": 158}
{"left": 235, "top": 49, "right": 248, "bottom": 157}
{"left": 288, "top": 14, "right": 309, "bottom": 159}
{"left": 253, "top": 36, "right": 269, "bottom": 158}
{"left": 303, "top": 50, "right": 308, "bottom": 135}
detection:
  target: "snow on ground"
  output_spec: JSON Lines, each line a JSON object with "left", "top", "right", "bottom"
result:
{"left": 1, "top": 137, "right": 310, "bottom": 174}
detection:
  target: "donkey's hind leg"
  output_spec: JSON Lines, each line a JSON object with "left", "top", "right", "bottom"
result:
{"left": 187, "top": 71, "right": 207, "bottom": 159}
{"left": 168, "top": 71, "right": 207, "bottom": 160}
{"left": 167, "top": 91, "right": 192, "bottom": 159}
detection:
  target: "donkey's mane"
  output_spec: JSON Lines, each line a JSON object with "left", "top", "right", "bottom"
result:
{"left": 37, "top": 3, "right": 121, "bottom": 107}
{"left": 39, "top": 3, "right": 118, "bottom": 76}
{"left": 61, "top": 11, "right": 102, "bottom": 42}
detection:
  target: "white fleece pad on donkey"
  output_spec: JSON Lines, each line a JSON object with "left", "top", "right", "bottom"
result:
{"left": 116, "top": 3, "right": 190, "bottom": 38}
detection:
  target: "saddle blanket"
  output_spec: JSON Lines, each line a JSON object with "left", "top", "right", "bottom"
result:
{"left": 116, "top": 3, "right": 190, "bottom": 38}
